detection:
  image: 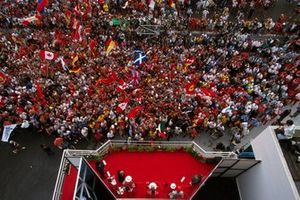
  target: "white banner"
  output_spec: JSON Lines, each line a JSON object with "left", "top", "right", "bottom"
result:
{"left": 1, "top": 124, "right": 17, "bottom": 142}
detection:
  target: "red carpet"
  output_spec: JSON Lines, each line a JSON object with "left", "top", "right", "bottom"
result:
{"left": 90, "top": 151, "right": 216, "bottom": 199}
{"left": 61, "top": 165, "right": 78, "bottom": 200}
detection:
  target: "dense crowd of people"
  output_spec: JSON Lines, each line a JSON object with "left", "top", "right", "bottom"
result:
{"left": 0, "top": 0, "right": 299, "bottom": 150}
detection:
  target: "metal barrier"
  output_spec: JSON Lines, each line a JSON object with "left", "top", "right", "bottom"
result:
{"left": 52, "top": 151, "right": 68, "bottom": 200}
{"left": 191, "top": 141, "right": 237, "bottom": 159}
{"left": 107, "top": 140, "right": 236, "bottom": 158}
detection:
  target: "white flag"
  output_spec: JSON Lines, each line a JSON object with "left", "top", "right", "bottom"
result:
{"left": 1, "top": 124, "right": 17, "bottom": 142}
{"left": 149, "top": 0, "right": 156, "bottom": 10}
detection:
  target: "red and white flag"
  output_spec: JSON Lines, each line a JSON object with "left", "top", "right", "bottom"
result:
{"left": 184, "top": 57, "right": 196, "bottom": 68}
{"left": 73, "top": 25, "right": 83, "bottom": 42}
{"left": 72, "top": 18, "right": 80, "bottom": 30}
{"left": 131, "top": 69, "right": 140, "bottom": 85}
{"left": 116, "top": 99, "right": 130, "bottom": 113}
{"left": 149, "top": 0, "right": 156, "bottom": 10}
{"left": 20, "top": 15, "right": 40, "bottom": 26}
{"left": 40, "top": 50, "right": 57, "bottom": 61}
{"left": 116, "top": 79, "right": 127, "bottom": 93}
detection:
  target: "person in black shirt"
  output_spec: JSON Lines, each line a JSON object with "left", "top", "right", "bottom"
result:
{"left": 117, "top": 170, "right": 126, "bottom": 183}
{"left": 96, "top": 160, "right": 106, "bottom": 178}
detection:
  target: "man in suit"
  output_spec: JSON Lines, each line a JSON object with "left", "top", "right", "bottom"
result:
{"left": 96, "top": 160, "right": 106, "bottom": 178}
{"left": 117, "top": 170, "right": 126, "bottom": 183}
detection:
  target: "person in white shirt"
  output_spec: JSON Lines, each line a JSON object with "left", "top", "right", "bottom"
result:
{"left": 202, "top": 10, "right": 209, "bottom": 19}
{"left": 277, "top": 120, "right": 296, "bottom": 140}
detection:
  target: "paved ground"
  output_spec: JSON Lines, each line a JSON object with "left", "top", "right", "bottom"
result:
{"left": 0, "top": 129, "right": 62, "bottom": 200}
{"left": 0, "top": 128, "right": 89, "bottom": 200}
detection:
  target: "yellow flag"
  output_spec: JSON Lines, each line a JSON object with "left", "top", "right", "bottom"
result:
{"left": 69, "top": 68, "right": 81, "bottom": 73}
{"left": 71, "top": 55, "right": 78, "bottom": 66}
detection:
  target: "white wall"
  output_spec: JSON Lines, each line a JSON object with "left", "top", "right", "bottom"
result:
{"left": 236, "top": 126, "right": 299, "bottom": 200}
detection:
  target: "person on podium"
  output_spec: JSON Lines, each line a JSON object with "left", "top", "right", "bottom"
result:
{"left": 147, "top": 182, "right": 158, "bottom": 197}
{"left": 123, "top": 176, "right": 135, "bottom": 192}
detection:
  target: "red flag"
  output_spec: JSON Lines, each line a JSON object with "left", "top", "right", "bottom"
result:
{"left": 36, "top": 0, "right": 48, "bottom": 12}
{"left": 200, "top": 88, "right": 217, "bottom": 97}
{"left": 96, "top": 71, "right": 118, "bottom": 86}
{"left": 109, "top": 71, "right": 118, "bottom": 82}
{"left": 40, "top": 65, "right": 48, "bottom": 76}
{"left": 116, "top": 98, "right": 130, "bottom": 113}
{"left": 90, "top": 39, "right": 97, "bottom": 51}
{"left": 185, "top": 82, "right": 196, "bottom": 94}
{"left": 96, "top": 78, "right": 110, "bottom": 86}
{"left": 65, "top": 10, "right": 72, "bottom": 23}
{"left": 35, "top": 82, "right": 48, "bottom": 106}
{"left": 22, "top": 20, "right": 30, "bottom": 26}
{"left": 128, "top": 106, "right": 144, "bottom": 119}
{"left": 84, "top": 27, "right": 91, "bottom": 35}
{"left": 40, "top": 50, "right": 57, "bottom": 61}
{"left": 98, "top": 0, "right": 105, "bottom": 4}
{"left": 53, "top": 30, "right": 63, "bottom": 46}
{"left": 36, "top": 83, "right": 45, "bottom": 97}
{"left": 68, "top": 82, "right": 75, "bottom": 96}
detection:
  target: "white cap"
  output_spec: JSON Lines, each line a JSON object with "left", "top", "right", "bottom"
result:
{"left": 170, "top": 183, "right": 176, "bottom": 190}
{"left": 148, "top": 182, "right": 157, "bottom": 189}
{"left": 125, "top": 176, "right": 132, "bottom": 182}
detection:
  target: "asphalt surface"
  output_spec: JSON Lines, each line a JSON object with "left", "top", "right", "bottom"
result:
{"left": 0, "top": 128, "right": 63, "bottom": 200}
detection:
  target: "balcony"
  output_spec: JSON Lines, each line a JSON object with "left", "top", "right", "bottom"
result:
{"left": 52, "top": 140, "right": 237, "bottom": 200}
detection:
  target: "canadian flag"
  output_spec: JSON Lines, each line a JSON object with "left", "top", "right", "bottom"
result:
{"left": 116, "top": 79, "right": 127, "bottom": 93}
{"left": 20, "top": 15, "right": 39, "bottom": 26}
{"left": 116, "top": 99, "right": 130, "bottom": 113}
{"left": 40, "top": 50, "right": 57, "bottom": 61}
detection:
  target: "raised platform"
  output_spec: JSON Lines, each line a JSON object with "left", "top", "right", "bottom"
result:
{"left": 60, "top": 149, "right": 216, "bottom": 199}
{"left": 53, "top": 140, "right": 236, "bottom": 200}
{"left": 91, "top": 150, "right": 215, "bottom": 199}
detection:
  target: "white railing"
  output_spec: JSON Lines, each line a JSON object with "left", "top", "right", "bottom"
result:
{"left": 95, "top": 140, "right": 113, "bottom": 154}
{"left": 110, "top": 139, "right": 192, "bottom": 147}
{"left": 52, "top": 151, "right": 68, "bottom": 200}
{"left": 191, "top": 141, "right": 237, "bottom": 159}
